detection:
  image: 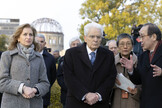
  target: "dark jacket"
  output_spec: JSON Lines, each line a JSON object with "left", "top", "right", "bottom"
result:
{"left": 0, "top": 51, "right": 2, "bottom": 106}
{"left": 42, "top": 49, "right": 56, "bottom": 106}
{"left": 132, "top": 35, "right": 143, "bottom": 57}
{"left": 64, "top": 43, "right": 117, "bottom": 108}
{"left": 57, "top": 56, "right": 67, "bottom": 105}
{"left": 129, "top": 41, "right": 162, "bottom": 108}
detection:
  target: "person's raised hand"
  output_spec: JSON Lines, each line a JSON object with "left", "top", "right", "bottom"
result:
{"left": 120, "top": 55, "right": 134, "bottom": 72}
{"left": 151, "top": 64, "right": 162, "bottom": 77}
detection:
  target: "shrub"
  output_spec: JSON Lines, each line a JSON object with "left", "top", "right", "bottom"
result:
{"left": 48, "top": 81, "right": 62, "bottom": 108}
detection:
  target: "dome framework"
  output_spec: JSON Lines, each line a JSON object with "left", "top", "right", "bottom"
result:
{"left": 31, "top": 17, "right": 62, "bottom": 33}
{"left": 32, "top": 17, "right": 64, "bottom": 53}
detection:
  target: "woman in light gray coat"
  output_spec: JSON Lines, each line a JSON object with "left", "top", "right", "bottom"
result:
{"left": 0, "top": 24, "right": 50, "bottom": 108}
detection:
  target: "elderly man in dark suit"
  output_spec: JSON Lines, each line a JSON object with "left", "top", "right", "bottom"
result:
{"left": 63, "top": 22, "right": 117, "bottom": 108}
{"left": 35, "top": 34, "right": 56, "bottom": 108}
{"left": 120, "top": 23, "right": 162, "bottom": 108}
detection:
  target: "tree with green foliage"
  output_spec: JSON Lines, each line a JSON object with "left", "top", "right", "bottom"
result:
{"left": 79, "top": 0, "right": 162, "bottom": 40}
{"left": 0, "top": 34, "right": 8, "bottom": 51}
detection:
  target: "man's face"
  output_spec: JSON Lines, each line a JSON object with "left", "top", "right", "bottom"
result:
{"left": 139, "top": 26, "right": 156, "bottom": 51}
{"left": 84, "top": 27, "right": 102, "bottom": 51}
{"left": 70, "top": 40, "right": 81, "bottom": 48}
{"left": 35, "top": 37, "right": 46, "bottom": 52}
{"left": 53, "top": 52, "right": 60, "bottom": 59}
{"left": 108, "top": 41, "right": 118, "bottom": 56}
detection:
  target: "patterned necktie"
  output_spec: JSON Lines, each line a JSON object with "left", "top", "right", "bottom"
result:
{"left": 90, "top": 52, "right": 95, "bottom": 65}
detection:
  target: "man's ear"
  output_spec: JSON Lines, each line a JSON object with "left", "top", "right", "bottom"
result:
{"left": 152, "top": 34, "right": 157, "bottom": 41}
{"left": 84, "top": 36, "right": 87, "bottom": 43}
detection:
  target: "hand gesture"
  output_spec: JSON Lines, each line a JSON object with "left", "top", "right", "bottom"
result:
{"left": 151, "top": 64, "right": 162, "bottom": 77}
{"left": 120, "top": 55, "right": 134, "bottom": 72}
{"left": 127, "top": 87, "right": 137, "bottom": 95}
{"left": 115, "top": 78, "right": 121, "bottom": 85}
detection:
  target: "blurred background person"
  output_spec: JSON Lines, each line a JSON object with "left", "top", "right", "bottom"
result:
{"left": 53, "top": 50, "right": 61, "bottom": 64}
{"left": 57, "top": 37, "right": 82, "bottom": 108}
{"left": 35, "top": 34, "right": 56, "bottom": 108}
{"left": 0, "top": 23, "right": 49, "bottom": 108}
{"left": 131, "top": 24, "right": 143, "bottom": 57}
{"left": 0, "top": 51, "right": 2, "bottom": 107}
{"left": 106, "top": 40, "right": 118, "bottom": 56}
{"left": 100, "top": 31, "right": 109, "bottom": 47}
{"left": 112, "top": 33, "right": 141, "bottom": 108}
{"left": 69, "top": 37, "right": 82, "bottom": 48}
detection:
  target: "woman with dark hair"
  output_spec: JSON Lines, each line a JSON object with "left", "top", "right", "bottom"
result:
{"left": 111, "top": 33, "right": 141, "bottom": 108}
{"left": 0, "top": 23, "right": 49, "bottom": 108}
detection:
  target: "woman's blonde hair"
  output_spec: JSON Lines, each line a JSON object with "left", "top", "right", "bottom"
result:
{"left": 8, "top": 23, "right": 39, "bottom": 51}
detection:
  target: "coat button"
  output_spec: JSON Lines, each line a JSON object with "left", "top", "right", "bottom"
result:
{"left": 27, "top": 78, "right": 30, "bottom": 81}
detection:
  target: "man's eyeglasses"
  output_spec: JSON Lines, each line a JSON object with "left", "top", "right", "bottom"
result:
{"left": 138, "top": 34, "right": 150, "bottom": 40}
{"left": 88, "top": 35, "right": 103, "bottom": 39}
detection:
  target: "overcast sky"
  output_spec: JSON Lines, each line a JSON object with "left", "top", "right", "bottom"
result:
{"left": 0, "top": 0, "right": 85, "bottom": 50}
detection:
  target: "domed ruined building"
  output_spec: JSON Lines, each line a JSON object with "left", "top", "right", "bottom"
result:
{"left": 32, "top": 18, "right": 64, "bottom": 53}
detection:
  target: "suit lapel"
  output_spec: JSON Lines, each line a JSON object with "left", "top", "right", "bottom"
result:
{"left": 79, "top": 44, "right": 107, "bottom": 72}
{"left": 79, "top": 43, "right": 92, "bottom": 69}
{"left": 93, "top": 47, "right": 106, "bottom": 72}
{"left": 143, "top": 51, "right": 151, "bottom": 70}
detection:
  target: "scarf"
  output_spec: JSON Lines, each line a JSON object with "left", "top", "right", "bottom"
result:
{"left": 17, "top": 43, "right": 34, "bottom": 60}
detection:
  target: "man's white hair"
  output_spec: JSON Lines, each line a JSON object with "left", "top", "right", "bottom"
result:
{"left": 37, "top": 33, "right": 45, "bottom": 40}
{"left": 84, "top": 22, "right": 103, "bottom": 36}
{"left": 106, "top": 40, "right": 116, "bottom": 46}
{"left": 69, "top": 37, "right": 82, "bottom": 46}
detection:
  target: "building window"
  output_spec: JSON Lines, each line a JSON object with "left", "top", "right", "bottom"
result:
{"left": 59, "top": 37, "right": 62, "bottom": 44}
{"left": 49, "top": 39, "right": 52, "bottom": 44}
{"left": 53, "top": 39, "right": 56, "bottom": 44}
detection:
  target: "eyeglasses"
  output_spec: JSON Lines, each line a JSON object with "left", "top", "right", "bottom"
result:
{"left": 119, "top": 42, "right": 132, "bottom": 47}
{"left": 88, "top": 35, "right": 102, "bottom": 40}
{"left": 138, "top": 34, "right": 150, "bottom": 40}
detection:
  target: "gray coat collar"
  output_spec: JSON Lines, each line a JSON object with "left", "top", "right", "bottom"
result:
{"left": 9, "top": 48, "right": 41, "bottom": 59}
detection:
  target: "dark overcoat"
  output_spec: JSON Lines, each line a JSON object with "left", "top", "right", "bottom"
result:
{"left": 57, "top": 56, "right": 67, "bottom": 105}
{"left": 42, "top": 49, "right": 56, "bottom": 106}
{"left": 0, "top": 51, "right": 2, "bottom": 106}
{"left": 64, "top": 43, "right": 117, "bottom": 108}
{"left": 129, "top": 41, "right": 162, "bottom": 108}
